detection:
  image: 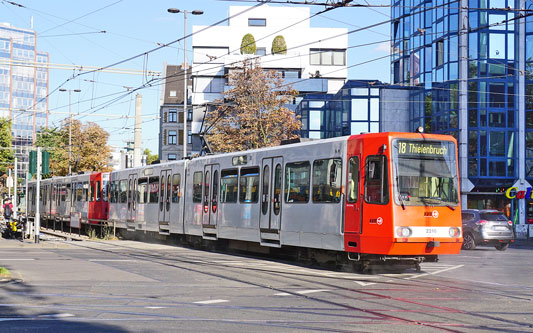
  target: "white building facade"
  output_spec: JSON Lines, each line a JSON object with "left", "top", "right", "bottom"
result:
{"left": 187, "top": 5, "right": 348, "bottom": 150}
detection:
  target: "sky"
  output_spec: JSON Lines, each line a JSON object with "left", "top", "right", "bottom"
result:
{"left": 0, "top": 0, "right": 391, "bottom": 155}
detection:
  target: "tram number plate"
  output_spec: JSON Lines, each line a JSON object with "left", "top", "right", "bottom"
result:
{"left": 425, "top": 228, "right": 438, "bottom": 235}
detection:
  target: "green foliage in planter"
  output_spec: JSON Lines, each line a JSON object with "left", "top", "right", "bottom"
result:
{"left": 240, "top": 33, "right": 257, "bottom": 55}
{"left": 271, "top": 35, "right": 287, "bottom": 55}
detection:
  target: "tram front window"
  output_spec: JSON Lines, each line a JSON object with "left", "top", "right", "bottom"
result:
{"left": 393, "top": 140, "right": 459, "bottom": 207}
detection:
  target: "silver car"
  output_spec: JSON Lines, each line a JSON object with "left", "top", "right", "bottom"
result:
{"left": 461, "top": 209, "right": 515, "bottom": 251}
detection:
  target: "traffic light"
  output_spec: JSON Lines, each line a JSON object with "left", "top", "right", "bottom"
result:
{"left": 29, "top": 150, "right": 50, "bottom": 176}
{"left": 42, "top": 151, "right": 50, "bottom": 174}
{"left": 29, "top": 150, "right": 37, "bottom": 175}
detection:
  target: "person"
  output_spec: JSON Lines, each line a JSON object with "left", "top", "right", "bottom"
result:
{"left": 3, "top": 198, "right": 13, "bottom": 220}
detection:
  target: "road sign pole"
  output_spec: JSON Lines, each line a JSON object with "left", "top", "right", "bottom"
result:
{"left": 35, "top": 147, "right": 41, "bottom": 244}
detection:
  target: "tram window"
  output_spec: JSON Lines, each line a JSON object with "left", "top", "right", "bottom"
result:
{"left": 67, "top": 184, "right": 72, "bottom": 204}
{"left": 108, "top": 182, "right": 115, "bottom": 203}
{"left": 262, "top": 165, "right": 270, "bottom": 215}
{"left": 220, "top": 169, "right": 238, "bottom": 203}
{"left": 60, "top": 185, "right": 66, "bottom": 202}
{"left": 172, "top": 174, "right": 181, "bottom": 203}
{"left": 193, "top": 172, "right": 203, "bottom": 203}
{"left": 149, "top": 177, "right": 159, "bottom": 203}
{"left": 312, "top": 158, "right": 342, "bottom": 203}
{"left": 240, "top": 167, "right": 260, "bottom": 203}
{"left": 102, "top": 180, "right": 108, "bottom": 202}
{"left": 76, "top": 183, "right": 83, "bottom": 202}
{"left": 285, "top": 162, "right": 310, "bottom": 203}
{"left": 273, "top": 164, "right": 282, "bottom": 215}
{"left": 96, "top": 181, "right": 101, "bottom": 201}
{"left": 90, "top": 182, "right": 95, "bottom": 202}
{"left": 83, "top": 182, "right": 89, "bottom": 202}
{"left": 137, "top": 177, "right": 148, "bottom": 204}
{"left": 364, "top": 156, "right": 389, "bottom": 204}
{"left": 347, "top": 157, "right": 359, "bottom": 203}
{"left": 119, "top": 180, "right": 128, "bottom": 203}
{"left": 113, "top": 181, "right": 119, "bottom": 203}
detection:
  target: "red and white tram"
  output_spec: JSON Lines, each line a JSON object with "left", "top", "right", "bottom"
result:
{"left": 28, "top": 132, "right": 462, "bottom": 269}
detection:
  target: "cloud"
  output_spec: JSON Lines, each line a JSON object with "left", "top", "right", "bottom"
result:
{"left": 374, "top": 42, "right": 391, "bottom": 54}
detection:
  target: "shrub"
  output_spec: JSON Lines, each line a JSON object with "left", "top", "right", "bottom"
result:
{"left": 271, "top": 35, "right": 287, "bottom": 55}
{"left": 240, "top": 33, "right": 256, "bottom": 55}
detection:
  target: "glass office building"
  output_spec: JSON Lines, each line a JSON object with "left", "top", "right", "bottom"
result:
{"left": 391, "top": 0, "right": 533, "bottom": 224}
{"left": 0, "top": 23, "right": 49, "bottom": 179}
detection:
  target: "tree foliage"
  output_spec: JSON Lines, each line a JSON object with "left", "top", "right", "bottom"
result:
{"left": 143, "top": 148, "right": 158, "bottom": 165}
{"left": 271, "top": 35, "right": 287, "bottom": 55}
{"left": 205, "top": 60, "right": 301, "bottom": 153}
{"left": 35, "top": 119, "right": 112, "bottom": 177}
{"left": 0, "top": 118, "right": 13, "bottom": 193}
{"left": 0, "top": 118, "right": 13, "bottom": 175}
{"left": 240, "top": 33, "right": 257, "bottom": 55}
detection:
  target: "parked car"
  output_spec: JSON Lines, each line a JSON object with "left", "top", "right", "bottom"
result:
{"left": 461, "top": 209, "right": 514, "bottom": 251}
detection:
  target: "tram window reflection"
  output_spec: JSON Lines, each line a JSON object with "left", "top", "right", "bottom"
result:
{"left": 285, "top": 161, "right": 310, "bottom": 203}
{"left": 312, "top": 158, "right": 342, "bottom": 203}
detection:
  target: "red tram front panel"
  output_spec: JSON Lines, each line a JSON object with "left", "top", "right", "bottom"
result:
{"left": 88, "top": 172, "right": 109, "bottom": 224}
{"left": 344, "top": 133, "right": 463, "bottom": 257}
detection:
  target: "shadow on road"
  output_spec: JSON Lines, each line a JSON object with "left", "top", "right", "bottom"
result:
{"left": 0, "top": 264, "right": 127, "bottom": 332}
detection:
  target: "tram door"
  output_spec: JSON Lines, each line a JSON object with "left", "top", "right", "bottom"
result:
{"left": 345, "top": 155, "right": 362, "bottom": 233}
{"left": 127, "top": 174, "right": 137, "bottom": 221}
{"left": 159, "top": 169, "right": 171, "bottom": 225}
{"left": 260, "top": 157, "right": 283, "bottom": 233}
{"left": 202, "top": 164, "right": 219, "bottom": 229}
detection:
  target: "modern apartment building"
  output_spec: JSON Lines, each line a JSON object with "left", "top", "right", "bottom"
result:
{"left": 187, "top": 5, "right": 347, "bottom": 151}
{"left": 0, "top": 22, "right": 49, "bottom": 179}
{"left": 391, "top": 0, "right": 531, "bottom": 224}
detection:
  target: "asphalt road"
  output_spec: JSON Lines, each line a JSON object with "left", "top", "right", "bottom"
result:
{"left": 0, "top": 237, "right": 532, "bottom": 332}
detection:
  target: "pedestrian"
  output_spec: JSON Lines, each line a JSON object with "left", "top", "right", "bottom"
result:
{"left": 2, "top": 198, "right": 13, "bottom": 221}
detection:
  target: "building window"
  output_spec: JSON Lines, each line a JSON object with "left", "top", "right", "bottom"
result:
{"left": 169, "top": 90, "right": 177, "bottom": 97}
{"left": 168, "top": 109, "right": 177, "bottom": 122}
{"left": 310, "top": 49, "right": 346, "bottom": 66}
{"left": 436, "top": 40, "right": 444, "bottom": 66}
{"left": 188, "top": 130, "right": 192, "bottom": 144}
{"left": 168, "top": 130, "right": 177, "bottom": 145}
{"left": 168, "top": 154, "right": 177, "bottom": 160}
{"left": 188, "top": 109, "right": 193, "bottom": 121}
{"left": 248, "top": 18, "right": 266, "bottom": 26}
{"left": 256, "top": 47, "right": 266, "bottom": 56}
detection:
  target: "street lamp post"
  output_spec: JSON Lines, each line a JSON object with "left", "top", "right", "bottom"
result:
{"left": 168, "top": 8, "right": 203, "bottom": 159}
{"left": 59, "top": 88, "right": 81, "bottom": 175}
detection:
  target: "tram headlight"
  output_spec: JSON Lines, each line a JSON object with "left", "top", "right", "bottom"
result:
{"left": 395, "top": 227, "right": 412, "bottom": 238}
{"left": 449, "top": 227, "right": 461, "bottom": 237}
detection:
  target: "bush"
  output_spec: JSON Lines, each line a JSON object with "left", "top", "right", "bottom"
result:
{"left": 271, "top": 35, "right": 287, "bottom": 55}
{"left": 240, "top": 33, "right": 256, "bottom": 55}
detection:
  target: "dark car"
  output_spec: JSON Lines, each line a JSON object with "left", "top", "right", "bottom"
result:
{"left": 461, "top": 209, "right": 514, "bottom": 251}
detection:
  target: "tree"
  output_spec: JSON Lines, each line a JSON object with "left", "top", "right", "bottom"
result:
{"left": 205, "top": 60, "right": 301, "bottom": 153}
{"left": 143, "top": 148, "right": 158, "bottom": 165}
{"left": 0, "top": 118, "right": 14, "bottom": 194}
{"left": 35, "top": 119, "right": 112, "bottom": 177}
{"left": 240, "top": 33, "right": 256, "bottom": 55}
{"left": 271, "top": 35, "right": 287, "bottom": 55}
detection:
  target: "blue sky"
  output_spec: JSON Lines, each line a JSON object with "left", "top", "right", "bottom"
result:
{"left": 0, "top": 0, "right": 390, "bottom": 154}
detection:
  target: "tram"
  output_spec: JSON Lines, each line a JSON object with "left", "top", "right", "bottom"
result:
{"left": 28, "top": 132, "right": 463, "bottom": 269}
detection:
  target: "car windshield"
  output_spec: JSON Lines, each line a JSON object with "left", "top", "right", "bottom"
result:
{"left": 480, "top": 212, "right": 508, "bottom": 221}
{"left": 393, "top": 139, "right": 459, "bottom": 207}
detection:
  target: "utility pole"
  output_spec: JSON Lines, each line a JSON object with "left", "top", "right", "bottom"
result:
{"left": 133, "top": 93, "right": 142, "bottom": 167}
{"left": 168, "top": 8, "right": 204, "bottom": 158}
{"left": 59, "top": 88, "right": 81, "bottom": 175}
{"left": 34, "top": 147, "right": 41, "bottom": 244}
{"left": 13, "top": 157, "right": 17, "bottom": 219}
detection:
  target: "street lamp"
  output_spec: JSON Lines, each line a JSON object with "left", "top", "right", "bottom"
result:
{"left": 168, "top": 8, "right": 203, "bottom": 158}
{"left": 59, "top": 88, "right": 81, "bottom": 175}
